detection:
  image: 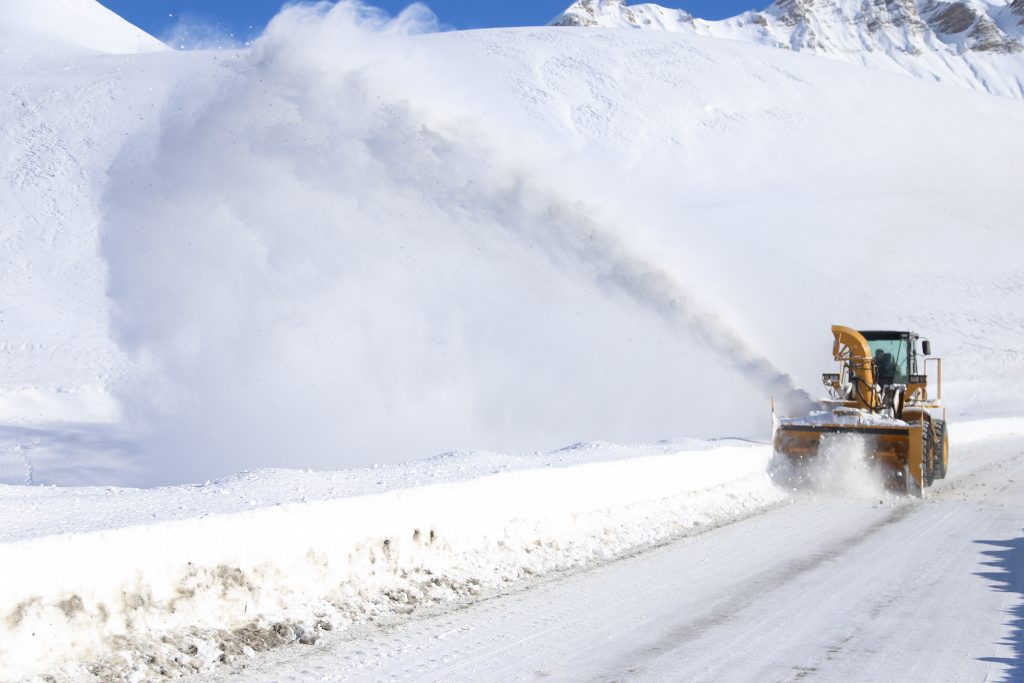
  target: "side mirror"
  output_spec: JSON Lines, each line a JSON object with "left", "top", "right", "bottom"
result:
{"left": 921, "top": 339, "right": 931, "bottom": 356}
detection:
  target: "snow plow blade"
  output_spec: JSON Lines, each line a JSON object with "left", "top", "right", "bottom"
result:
{"left": 773, "top": 422, "right": 927, "bottom": 494}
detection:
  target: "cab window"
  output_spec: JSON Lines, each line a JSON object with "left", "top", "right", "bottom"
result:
{"left": 867, "top": 338, "right": 908, "bottom": 384}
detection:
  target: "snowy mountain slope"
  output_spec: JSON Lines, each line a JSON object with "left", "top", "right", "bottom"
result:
{"left": 1, "top": 2, "right": 1024, "bottom": 485}
{"left": 0, "top": 44, "right": 214, "bottom": 428}
{"left": 552, "top": 0, "right": 1024, "bottom": 98}
{"left": 0, "top": 0, "right": 167, "bottom": 425}
{"left": 0, "top": 0, "right": 166, "bottom": 54}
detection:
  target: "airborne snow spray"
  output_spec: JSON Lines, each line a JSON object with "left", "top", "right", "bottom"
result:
{"left": 101, "top": 2, "right": 812, "bottom": 483}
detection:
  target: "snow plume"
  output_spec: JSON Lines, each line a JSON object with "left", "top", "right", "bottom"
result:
{"left": 160, "top": 14, "right": 244, "bottom": 51}
{"left": 809, "top": 434, "right": 888, "bottom": 498}
{"left": 496, "top": 198, "right": 815, "bottom": 415}
{"left": 101, "top": 1, "right": 809, "bottom": 484}
{"left": 772, "top": 434, "right": 889, "bottom": 499}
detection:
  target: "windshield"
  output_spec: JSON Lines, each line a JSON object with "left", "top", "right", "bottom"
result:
{"left": 867, "top": 338, "right": 908, "bottom": 384}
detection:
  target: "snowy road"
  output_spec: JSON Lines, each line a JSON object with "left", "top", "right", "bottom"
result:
{"left": 224, "top": 435, "right": 1024, "bottom": 682}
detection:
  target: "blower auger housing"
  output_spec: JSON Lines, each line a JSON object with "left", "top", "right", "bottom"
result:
{"left": 773, "top": 325, "right": 948, "bottom": 495}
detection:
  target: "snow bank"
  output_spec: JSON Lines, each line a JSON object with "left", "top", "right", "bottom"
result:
{"left": 949, "top": 416, "right": 1024, "bottom": 444}
{"left": 0, "top": 440, "right": 781, "bottom": 680}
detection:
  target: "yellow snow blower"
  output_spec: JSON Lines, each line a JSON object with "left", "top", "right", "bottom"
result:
{"left": 773, "top": 325, "right": 948, "bottom": 495}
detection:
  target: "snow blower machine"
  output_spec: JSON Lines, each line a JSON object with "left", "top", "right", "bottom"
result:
{"left": 773, "top": 325, "right": 948, "bottom": 495}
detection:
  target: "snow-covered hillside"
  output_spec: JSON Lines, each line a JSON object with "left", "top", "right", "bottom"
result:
{"left": 0, "top": 43, "right": 188, "bottom": 438}
{"left": 552, "top": 0, "right": 1024, "bottom": 98}
{"left": 0, "top": 0, "right": 165, "bottom": 54}
{"left": 0, "top": 0, "right": 168, "bottom": 431}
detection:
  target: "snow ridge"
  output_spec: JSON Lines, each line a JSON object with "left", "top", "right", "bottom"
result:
{"left": 552, "top": 0, "right": 1024, "bottom": 97}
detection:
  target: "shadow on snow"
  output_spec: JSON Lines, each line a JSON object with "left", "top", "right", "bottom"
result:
{"left": 0, "top": 423, "right": 140, "bottom": 487}
{"left": 976, "top": 533, "right": 1024, "bottom": 683}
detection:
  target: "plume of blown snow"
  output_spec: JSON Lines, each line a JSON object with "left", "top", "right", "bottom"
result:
{"left": 771, "top": 434, "right": 890, "bottom": 499}
{"left": 101, "top": 1, "right": 810, "bottom": 484}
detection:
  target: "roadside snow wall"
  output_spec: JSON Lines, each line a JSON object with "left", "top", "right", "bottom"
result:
{"left": 0, "top": 443, "right": 780, "bottom": 680}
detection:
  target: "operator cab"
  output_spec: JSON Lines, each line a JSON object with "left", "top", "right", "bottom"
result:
{"left": 859, "top": 330, "right": 930, "bottom": 386}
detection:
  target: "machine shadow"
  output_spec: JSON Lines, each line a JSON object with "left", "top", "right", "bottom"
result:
{"left": 976, "top": 534, "right": 1024, "bottom": 683}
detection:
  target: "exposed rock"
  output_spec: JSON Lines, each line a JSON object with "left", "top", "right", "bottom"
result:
{"left": 925, "top": 1, "right": 977, "bottom": 34}
{"left": 551, "top": 0, "right": 694, "bottom": 29}
{"left": 861, "top": 0, "right": 928, "bottom": 35}
{"left": 551, "top": 0, "right": 624, "bottom": 27}
{"left": 967, "top": 15, "right": 1022, "bottom": 52}
{"left": 551, "top": 12, "right": 597, "bottom": 26}
{"left": 772, "top": 0, "right": 818, "bottom": 27}
{"left": 1010, "top": 0, "right": 1024, "bottom": 25}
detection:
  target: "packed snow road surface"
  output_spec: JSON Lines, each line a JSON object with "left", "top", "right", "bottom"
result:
{"left": 225, "top": 433, "right": 1024, "bottom": 683}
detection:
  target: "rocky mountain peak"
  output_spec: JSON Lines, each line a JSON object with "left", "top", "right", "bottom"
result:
{"left": 551, "top": 0, "right": 693, "bottom": 29}
{"left": 551, "top": 0, "right": 627, "bottom": 27}
{"left": 924, "top": 1, "right": 1022, "bottom": 52}
{"left": 549, "top": 0, "right": 1024, "bottom": 98}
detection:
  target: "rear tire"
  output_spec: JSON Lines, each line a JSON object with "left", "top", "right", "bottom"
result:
{"left": 921, "top": 421, "right": 934, "bottom": 488}
{"left": 933, "top": 420, "right": 948, "bottom": 479}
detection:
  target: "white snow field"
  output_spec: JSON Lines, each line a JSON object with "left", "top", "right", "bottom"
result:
{"left": 1, "top": 0, "right": 1024, "bottom": 680}
{"left": 0, "top": 0, "right": 166, "bottom": 55}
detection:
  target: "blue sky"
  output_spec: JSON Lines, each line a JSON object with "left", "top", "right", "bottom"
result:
{"left": 99, "top": 1, "right": 767, "bottom": 43}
